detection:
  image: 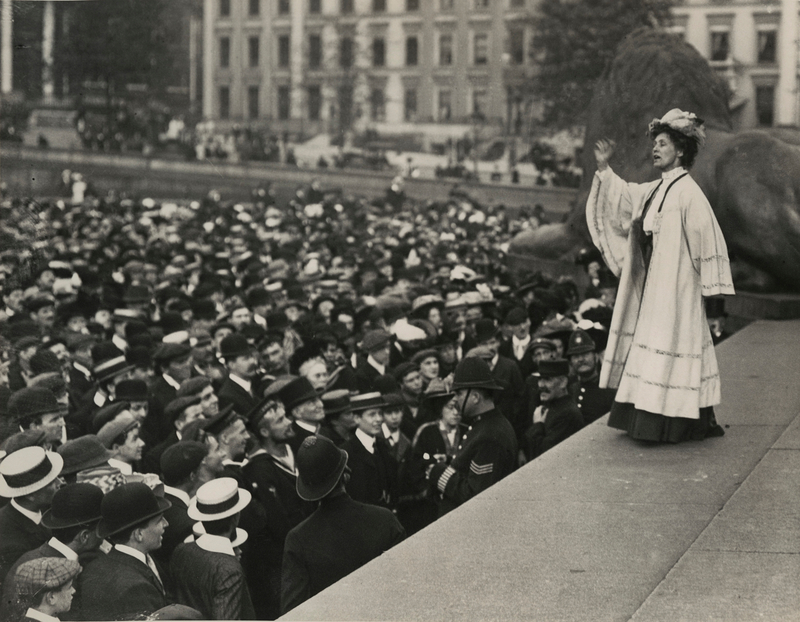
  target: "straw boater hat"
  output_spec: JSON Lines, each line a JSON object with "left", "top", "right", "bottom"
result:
{"left": 0, "top": 446, "right": 64, "bottom": 498}
{"left": 189, "top": 522, "right": 249, "bottom": 548}
{"left": 187, "top": 477, "right": 251, "bottom": 521}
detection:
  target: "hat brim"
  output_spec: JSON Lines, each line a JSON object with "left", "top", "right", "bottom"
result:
{"left": 96, "top": 496, "right": 172, "bottom": 539}
{"left": 567, "top": 346, "right": 595, "bottom": 356}
{"left": 189, "top": 524, "right": 248, "bottom": 548}
{"left": 296, "top": 447, "right": 349, "bottom": 502}
{"left": 450, "top": 380, "right": 504, "bottom": 392}
{"left": 0, "top": 452, "right": 63, "bottom": 498}
{"left": 42, "top": 509, "right": 102, "bottom": 530}
{"left": 60, "top": 448, "right": 113, "bottom": 476}
{"left": 187, "top": 488, "right": 252, "bottom": 521}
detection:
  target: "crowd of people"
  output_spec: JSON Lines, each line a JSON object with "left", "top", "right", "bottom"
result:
{"left": 0, "top": 169, "right": 732, "bottom": 621}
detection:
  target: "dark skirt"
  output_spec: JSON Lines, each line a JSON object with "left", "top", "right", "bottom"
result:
{"left": 608, "top": 401, "right": 725, "bottom": 443}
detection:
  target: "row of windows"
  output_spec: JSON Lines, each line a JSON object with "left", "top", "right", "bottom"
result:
{"left": 219, "top": 0, "right": 526, "bottom": 17}
{"left": 218, "top": 30, "right": 522, "bottom": 69}
{"left": 708, "top": 28, "right": 776, "bottom": 64}
{"left": 218, "top": 84, "right": 489, "bottom": 122}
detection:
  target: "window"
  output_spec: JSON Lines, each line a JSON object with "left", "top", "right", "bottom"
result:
{"left": 372, "top": 0, "right": 386, "bottom": 11}
{"left": 475, "top": 0, "right": 489, "bottom": 8}
{"left": 438, "top": 89, "right": 452, "bottom": 121}
{"left": 248, "top": 86, "right": 259, "bottom": 119}
{"left": 279, "top": 0, "right": 290, "bottom": 14}
{"left": 219, "top": 0, "right": 230, "bottom": 17}
{"left": 278, "top": 85, "right": 291, "bottom": 120}
{"left": 474, "top": 33, "right": 489, "bottom": 65}
{"left": 309, "top": 34, "right": 322, "bottom": 69}
{"left": 341, "top": 0, "right": 353, "bottom": 13}
{"left": 340, "top": 37, "right": 353, "bottom": 68}
{"left": 439, "top": 33, "right": 453, "bottom": 65}
{"left": 219, "top": 86, "right": 230, "bottom": 119}
{"left": 406, "top": 36, "right": 418, "bottom": 66}
{"left": 278, "top": 35, "right": 290, "bottom": 68}
{"left": 472, "top": 89, "right": 487, "bottom": 117}
{"left": 757, "top": 29, "right": 777, "bottom": 64}
{"left": 407, "top": 0, "right": 419, "bottom": 10}
{"left": 249, "top": 0, "right": 259, "bottom": 16}
{"left": 308, "top": 85, "right": 322, "bottom": 120}
{"left": 440, "top": 0, "right": 454, "bottom": 9}
{"left": 710, "top": 30, "right": 729, "bottom": 61}
{"left": 310, "top": 0, "right": 321, "bottom": 13}
{"left": 370, "top": 88, "right": 385, "bottom": 121}
{"left": 404, "top": 88, "right": 417, "bottom": 121}
{"left": 249, "top": 37, "right": 259, "bottom": 67}
{"left": 219, "top": 37, "right": 230, "bottom": 68}
{"left": 755, "top": 85, "right": 774, "bottom": 126}
{"left": 509, "top": 29, "right": 524, "bottom": 65}
{"left": 373, "top": 38, "right": 386, "bottom": 66}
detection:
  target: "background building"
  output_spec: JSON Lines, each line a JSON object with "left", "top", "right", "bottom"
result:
{"left": 670, "top": 0, "right": 799, "bottom": 129}
{"left": 201, "top": 0, "right": 536, "bottom": 137}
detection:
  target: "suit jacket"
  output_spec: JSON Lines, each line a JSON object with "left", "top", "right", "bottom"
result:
{"left": 498, "top": 338, "right": 537, "bottom": 379}
{"left": 286, "top": 421, "right": 317, "bottom": 456}
{"left": 569, "top": 376, "right": 616, "bottom": 426}
{"left": 80, "top": 547, "right": 167, "bottom": 621}
{"left": 341, "top": 435, "right": 398, "bottom": 509}
{"left": 152, "top": 490, "right": 194, "bottom": 575}
{"left": 171, "top": 542, "right": 255, "bottom": 620}
{"left": 144, "top": 375, "right": 178, "bottom": 449}
{"left": 281, "top": 492, "right": 405, "bottom": 614}
{"left": 0, "top": 504, "right": 50, "bottom": 597}
{"left": 524, "top": 394, "right": 585, "bottom": 460}
{"left": 217, "top": 376, "right": 257, "bottom": 417}
{"left": 354, "top": 359, "right": 386, "bottom": 394}
{"left": 490, "top": 354, "right": 528, "bottom": 441}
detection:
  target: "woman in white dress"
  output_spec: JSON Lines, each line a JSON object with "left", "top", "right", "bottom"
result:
{"left": 587, "top": 109, "right": 735, "bottom": 442}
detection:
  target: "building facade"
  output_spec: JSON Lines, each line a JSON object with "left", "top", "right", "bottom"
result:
{"left": 201, "top": 0, "right": 536, "bottom": 135}
{"left": 671, "top": 0, "right": 799, "bottom": 129}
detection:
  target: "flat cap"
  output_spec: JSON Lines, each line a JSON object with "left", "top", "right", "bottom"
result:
{"left": 160, "top": 441, "right": 208, "bottom": 486}
{"left": 15, "top": 558, "right": 81, "bottom": 596}
{"left": 152, "top": 342, "right": 191, "bottom": 364}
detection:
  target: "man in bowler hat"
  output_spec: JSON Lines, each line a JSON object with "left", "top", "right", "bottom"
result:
{"left": 217, "top": 334, "right": 260, "bottom": 417}
{"left": 79, "top": 482, "right": 171, "bottom": 620}
{"left": 524, "top": 359, "right": 584, "bottom": 461}
{"left": 428, "top": 357, "right": 518, "bottom": 516}
{"left": 281, "top": 436, "right": 405, "bottom": 615}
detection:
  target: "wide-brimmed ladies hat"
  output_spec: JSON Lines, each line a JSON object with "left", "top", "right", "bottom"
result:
{"left": 97, "top": 482, "right": 171, "bottom": 539}
{"left": 295, "top": 435, "right": 349, "bottom": 502}
{"left": 188, "top": 477, "right": 251, "bottom": 521}
{"left": 0, "top": 446, "right": 64, "bottom": 498}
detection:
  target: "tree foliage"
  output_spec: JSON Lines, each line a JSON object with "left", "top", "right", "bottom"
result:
{"left": 531, "top": 0, "right": 674, "bottom": 127}
{"left": 61, "top": 0, "right": 171, "bottom": 95}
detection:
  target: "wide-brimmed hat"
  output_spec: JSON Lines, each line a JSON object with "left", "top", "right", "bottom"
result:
{"left": 278, "top": 377, "right": 319, "bottom": 412}
{"left": 97, "top": 482, "right": 171, "bottom": 539}
{"left": 295, "top": 435, "right": 349, "bottom": 502}
{"left": 219, "top": 334, "right": 252, "bottom": 360}
{"left": 423, "top": 377, "right": 455, "bottom": 401}
{"left": 350, "top": 392, "right": 386, "bottom": 413}
{"left": 410, "top": 294, "right": 445, "bottom": 318}
{"left": 42, "top": 482, "right": 104, "bottom": 529}
{"left": 0, "top": 447, "right": 63, "bottom": 498}
{"left": 473, "top": 319, "right": 500, "bottom": 344}
{"left": 58, "top": 436, "right": 113, "bottom": 476}
{"left": 322, "top": 389, "right": 351, "bottom": 417}
{"left": 566, "top": 329, "right": 596, "bottom": 356}
{"left": 451, "top": 357, "right": 503, "bottom": 392}
{"left": 534, "top": 359, "right": 571, "bottom": 379}
{"left": 187, "top": 477, "right": 251, "bottom": 521}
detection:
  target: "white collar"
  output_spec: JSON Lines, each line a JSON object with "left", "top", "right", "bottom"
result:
{"left": 381, "top": 423, "right": 399, "bottom": 443}
{"left": 48, "top": 537, "right": 79, "bottom": 561}
{"left": 163, "top": 485, "right": 192, "bottom": 507}
{"left": 355, "top": 428, "right": 376, "bottom": 454}
{"left": 73, "top": 361, "right": 92, "bottom": 377}
{"left": 24, "top": 608, "right": 59, "bottom": 622}
{"left": 661, "top": 166, "right": 687, "bottom": 181}
{"left": 366, "top": 355, "right": 386, "bottom": 375}
{"left": 295, "top": 420, "right": 318, "bottom": 434}
{"left": 11, "top": 500, "right": 42, "bottom": 525}
{"left": 107, "top": 458, "right": 133, "bottom": 475}
{"left": 490, "top": 353, "right": 499, "bottom": 370}
{"left": 249, "top": 446, "right": 296, "bottom": 475}
{"left": 512, "top": 334, "right": 531, "bottom": 347}
{"left": 229, "top": 373, "right": 252, "bottom": 393}
{"left": 112, "top": 334, "right": 128, "bottom": 352}
{"left": 162, "top": 373, "right": 181, "bottom": 390}
{"left": 114, "top": 543, "right": 147, "bottom": 566}
{"left": 195, "top": 532, "right": 236, "bottom": 557}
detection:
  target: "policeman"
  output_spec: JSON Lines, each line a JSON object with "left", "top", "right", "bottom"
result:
{"left": 428, "top": 357, "right": 517, "bottom": 517}
{"left": 566, "top": 329, "right": 616, "bottom": 426}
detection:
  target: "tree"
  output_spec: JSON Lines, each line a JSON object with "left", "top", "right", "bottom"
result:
{"left": 60, "top": 0, "right": 171, "bottom": 102}
{"left": 530, "top": 0, "right": 674, "bottom": 127}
